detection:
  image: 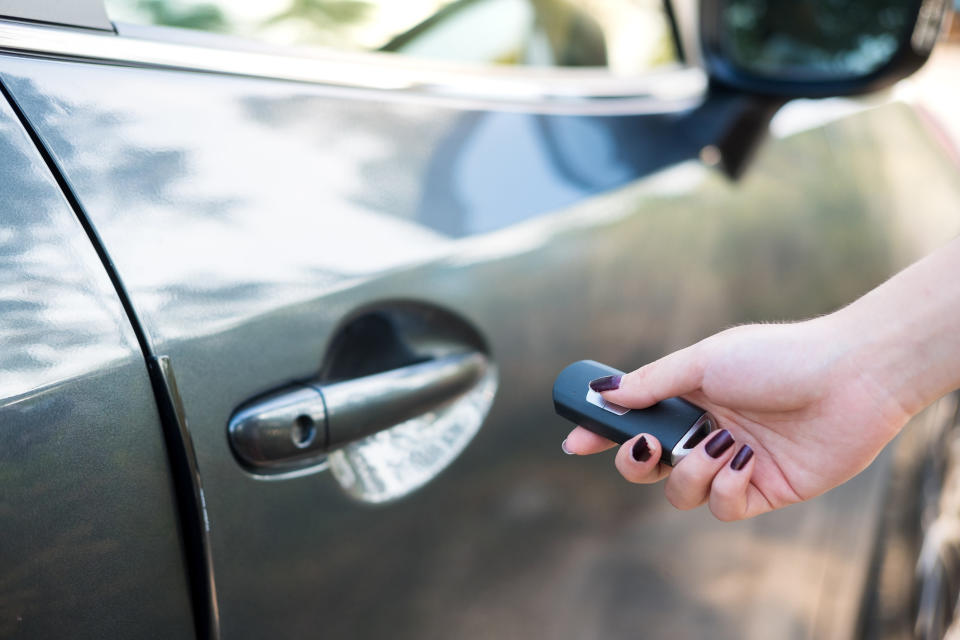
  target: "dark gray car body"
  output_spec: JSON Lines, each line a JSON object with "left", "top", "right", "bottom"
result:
{"left": 2, "top": 9, "right": 960, "bottom": 640}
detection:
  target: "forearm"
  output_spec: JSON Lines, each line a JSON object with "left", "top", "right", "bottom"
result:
{"left": 834, "top": 236, "right": 960, "bottom": 417}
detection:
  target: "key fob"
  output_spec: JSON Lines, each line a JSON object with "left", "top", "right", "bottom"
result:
{"left": 553, "top": 360, "right": 716, "bottom": 466}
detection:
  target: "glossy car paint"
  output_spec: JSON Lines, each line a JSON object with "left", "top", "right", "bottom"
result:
{"left": 0, "top": 92, "right": 193, "bottom": 636}
{"left": 2, "top": 51, "right": 960, "bottom": 639}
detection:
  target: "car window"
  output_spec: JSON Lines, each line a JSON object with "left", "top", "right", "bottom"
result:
{"left": 104, "top": 0, "right": 679, "bottom": 74}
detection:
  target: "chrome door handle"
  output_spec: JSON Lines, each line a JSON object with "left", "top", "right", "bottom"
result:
{"left": 228, "top": 352, "right": 488, "bottom": 475}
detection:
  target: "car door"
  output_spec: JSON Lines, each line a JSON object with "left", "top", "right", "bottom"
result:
{"left": 3, "top": 2, "right": 960, "bottom": 638}
{"left": 0, "top": 77, "right": 194, "bottom": 637}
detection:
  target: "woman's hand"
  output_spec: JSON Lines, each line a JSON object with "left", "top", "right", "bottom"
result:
{"left": 565, "top": 236, "right": 960, "bottom": 520}
{"left": 564, "top": 237, "right": 960, "bottom": 521}
{"left": 563, "top": 317, "right": 914, "bottom": 521}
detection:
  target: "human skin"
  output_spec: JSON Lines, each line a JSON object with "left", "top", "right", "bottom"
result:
{"left": 563, "top": 236, "right": 960, "bottom": 521}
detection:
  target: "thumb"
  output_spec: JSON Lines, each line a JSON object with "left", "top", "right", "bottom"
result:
{"left": 592, "top": 343, "right": 706, "bottom": 409}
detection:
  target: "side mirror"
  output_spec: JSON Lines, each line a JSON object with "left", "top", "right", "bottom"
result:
{"left": 700, "top": 0, "right": 951, "bottom": 97}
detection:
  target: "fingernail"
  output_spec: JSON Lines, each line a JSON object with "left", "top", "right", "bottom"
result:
{"left": 589, "top": 375, "right": 622, "bottom": 392}
{"left": 561, "top": 439, "right": 575, "bottom": 455}
{"left": 704, "top": 429, "right": 734, "bottom": 458}
{"left": 631, "top": 436, "right": 652, "bottom": 462}
{"left": 730, "top": 444, "right": 754, "bottom": 470}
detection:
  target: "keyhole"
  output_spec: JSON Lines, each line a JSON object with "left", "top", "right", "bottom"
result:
{"left": 292, "top": 415, "right": 316, "bottom": 448}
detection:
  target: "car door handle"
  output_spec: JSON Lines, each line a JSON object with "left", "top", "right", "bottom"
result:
{"left": 228, "top": 351, "right": 488, "bottom": 475}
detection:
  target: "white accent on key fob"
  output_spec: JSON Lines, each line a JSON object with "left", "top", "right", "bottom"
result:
{"left": 585, "top": 387, "right": 630, "bottom": 416}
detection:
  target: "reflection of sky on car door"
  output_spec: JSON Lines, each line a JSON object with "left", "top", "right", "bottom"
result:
{"left": 2, "top": 61, "right": 461, "bottom": 344}
{"left": 433, "top": 112, "right": 587, "bottom": 234}
{"left": 0, "top": 96, "right": 136, "bottom": 398}
{"left": 7, "top": 53, "right": 960, "bottom": 358}
{"left": 2, "top": 57, "right": 694, "bottom": 346}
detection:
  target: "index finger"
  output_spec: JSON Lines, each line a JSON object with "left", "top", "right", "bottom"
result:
{"left": 599, "top": 343, "right": 706, "bottom": 409}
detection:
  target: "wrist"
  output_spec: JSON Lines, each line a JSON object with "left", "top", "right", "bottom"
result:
{"left": 825, "top": 239, "right": 960, "bottom": 419}
{"left": 825, "top": 302, "right": 923, "bottom": 421}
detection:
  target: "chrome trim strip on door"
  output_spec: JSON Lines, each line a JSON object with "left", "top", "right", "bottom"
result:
{"left": 0, "top": 20, "right": 707, "bottom": 110}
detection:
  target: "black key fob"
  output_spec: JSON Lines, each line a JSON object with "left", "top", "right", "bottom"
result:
{"left": 553, "top": 360, "right": 716, "bottom": 466}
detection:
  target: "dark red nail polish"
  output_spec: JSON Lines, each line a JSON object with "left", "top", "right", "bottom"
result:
{"left": 589, "top": 375, "right": 621, "bottom": 392}
{"left": 704, "top": 429, "right": 734, "bottom": 458}
{"left": 631, "top": 436, "right": 651, "bottom": 462}
{"left": 730, "top": 445, "right": 754, "bottom": 470}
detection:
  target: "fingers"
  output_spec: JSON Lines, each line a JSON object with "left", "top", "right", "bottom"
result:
{"left": 614, "top": 434, "right": 671, "bottom": 484}
{"left": 562, "top": 426, "right": 617, "bottom": 455}
{"left": 708, "top": 444, "right": 759, "bottom": 521}
{"left": 593, "top": 343, "right": 705, "bottom": 409}
{"left": 662, "top": 429, "right": 760, "bottom": 521}
{"left": 564, "top": 428, "right": 670, "bottom": 484}
{"left": 562, "top": 425, "right": 763, "bottom": 521}
{"left": 665, "top": 429, "right": 738, "bottom": 509}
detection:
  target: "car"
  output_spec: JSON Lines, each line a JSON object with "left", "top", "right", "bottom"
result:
{"left": 1, "top": 0, "right": 959, "bottom": 638}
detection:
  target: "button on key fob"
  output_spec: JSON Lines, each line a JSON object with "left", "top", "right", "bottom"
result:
{"left": 553, "top": 360, "right": 716, "bottom": 466}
